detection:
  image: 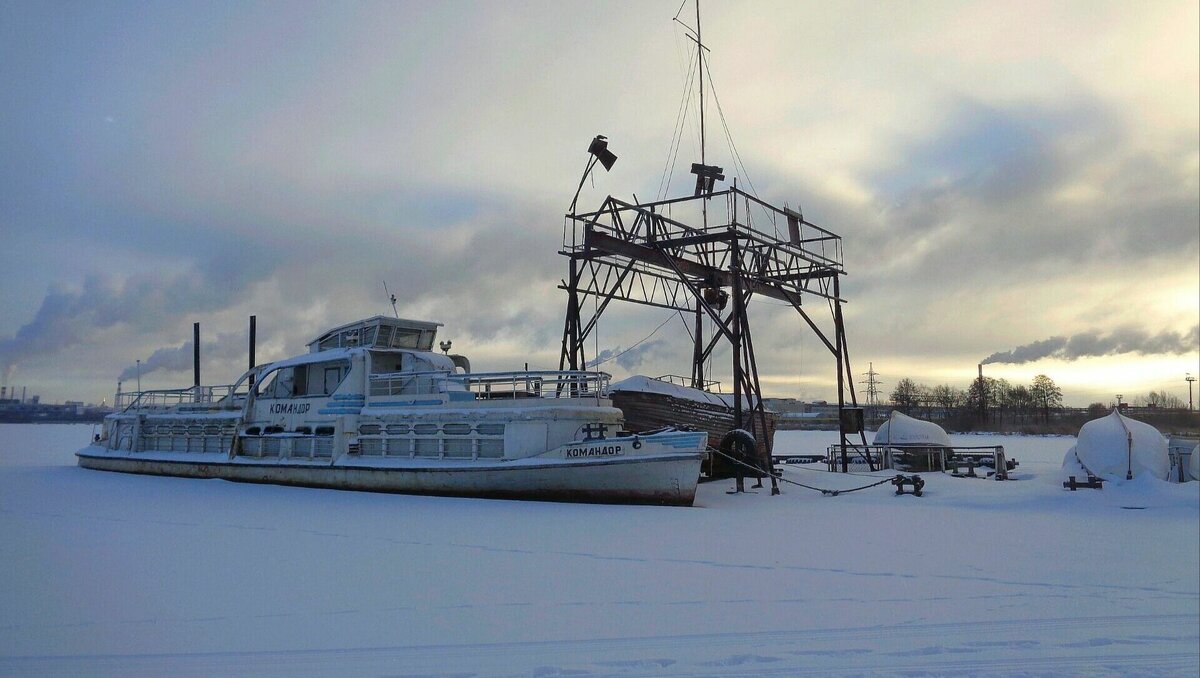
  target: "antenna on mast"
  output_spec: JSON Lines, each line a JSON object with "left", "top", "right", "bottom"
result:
{"left": 382, "top": 281, "right": 398, "bottom": 318}
{"left": 673, "top": 0, "right": 710, "bottom": 164}
{"left": 678, "top": 1, "right": 723, "bottom": 201}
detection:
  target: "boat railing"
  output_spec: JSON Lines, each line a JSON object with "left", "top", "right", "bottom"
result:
{"left": 654, "top": 374, "right": 724, "bottom": 392}
{"left": 369, "top": 369, "right": 609, "bottom": 400}
{"left": 825, "top": 443, "right": 1011, "bottom": 476}
{"left": 117, "top": 385, "right": 242, "bottom": 412}
{"left": 457, "top": 370, "right": 609, "bottom": 400}
{"left": 369, "top": 371, "right": 449, "bottom": 398}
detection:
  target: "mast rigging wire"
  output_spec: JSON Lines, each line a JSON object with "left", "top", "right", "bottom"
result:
{"left": 701, "top": 58, "right": 759, "bottom": 200}
{"left": 587, "top": 313, "right": 676, "bottom": 368}
{"left": 657, "top": 47, "right": 698, "bottom": 201}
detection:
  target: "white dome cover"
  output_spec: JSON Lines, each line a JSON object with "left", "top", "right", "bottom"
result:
{"left": 872, "top": 411, "right": 951, "bottom": 447}
{"left": 1066, "top": 410, "right": 1169, "bottom": 480}
{"left": 1189, "top": 443, "right": 1199, "bottom": 481}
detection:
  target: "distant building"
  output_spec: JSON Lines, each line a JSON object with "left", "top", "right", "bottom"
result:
{"left": 0, "top": 395, "right": 111, "bottom": 423}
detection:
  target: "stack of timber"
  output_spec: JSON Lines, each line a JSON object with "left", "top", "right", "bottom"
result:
{"left": 609, "top": 376, "right": 777, "bottom": 479}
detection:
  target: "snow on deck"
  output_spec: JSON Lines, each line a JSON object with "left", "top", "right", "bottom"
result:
{"left": 1, "top": 424, "right": 1197, "bottom": 676}
{"left": 609, "top": 375, "right": 759, "bottom": 409}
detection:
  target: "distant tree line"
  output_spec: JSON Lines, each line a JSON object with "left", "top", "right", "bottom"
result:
{"left": 888, "top": 374, "right": 1064, "bottom": 424}
{"left": 1079, "top": 390, "right": 1188, "bottom": 417}
{"left": 1130, "top": 390, "right": 1187, "bottom": 409}
{"left": 888, "top": 375, "right": 1192, "bottom": 426}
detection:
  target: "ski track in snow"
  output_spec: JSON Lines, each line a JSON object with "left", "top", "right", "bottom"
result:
{"left": 7, "top": 492, "right": 1197, "bottom": 593}
{"left": 3, "top": 615, "right": 1197, "bottom": 677}
{"left": 2, "top": 425, "right": 1197, "bottom": 676}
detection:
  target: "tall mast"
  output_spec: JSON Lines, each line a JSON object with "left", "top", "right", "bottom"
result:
{"left": 696, "top": 0, "right": 705, "bottom": 167}
{"left": 694, "top": 0, "right": 709, "bottom": 392}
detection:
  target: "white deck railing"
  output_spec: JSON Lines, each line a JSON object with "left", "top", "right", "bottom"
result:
{"left": 369, "top": 370, "right": 609, "bottom": 400}
{"left": 117, "top": 385, "right": 242, "bottom": 412}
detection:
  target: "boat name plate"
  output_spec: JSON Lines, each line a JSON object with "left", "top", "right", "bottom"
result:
{"left": 269, "top": 403, "right": 312, "bottom": 415}
{"left": 564, "top": 444, "right": 624, "bottom": 459}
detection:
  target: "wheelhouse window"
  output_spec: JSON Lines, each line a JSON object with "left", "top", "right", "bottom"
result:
{"left": 258, "top": 359, "right": 349, "bottom": 398}
{"left": 258, "top": 368, "right": 296, "bottom": 398}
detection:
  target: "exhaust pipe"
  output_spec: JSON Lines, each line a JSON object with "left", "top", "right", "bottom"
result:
{"left": 193, "top": 322, "right": 201, "bottom": 388}
{"left": 248, "top": 315, "right": 257, "bottom": 388}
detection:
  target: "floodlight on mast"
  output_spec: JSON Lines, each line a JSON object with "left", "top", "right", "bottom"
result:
{"left": 568, "top": 134, "right": 618, "bottom": 215}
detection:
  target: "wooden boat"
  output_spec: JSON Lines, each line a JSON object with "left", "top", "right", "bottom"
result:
{"left": 607, "top": 375, "right": 776, "bottom": 479}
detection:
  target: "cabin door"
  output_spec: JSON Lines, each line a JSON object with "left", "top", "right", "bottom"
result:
{"left": 323, "top": 366, "right": 342, "bottom": 395}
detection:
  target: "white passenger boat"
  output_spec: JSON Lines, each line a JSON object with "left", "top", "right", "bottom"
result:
{"left": 77, "top": 316, "right": 706, "bottom": 505}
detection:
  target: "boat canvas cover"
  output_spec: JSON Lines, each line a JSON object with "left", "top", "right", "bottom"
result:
{"left": 872, "top": 410, "right": 951, "bottom": 447}
{"left": 1063, "top": 410, "right": 1170, "bottom": 480}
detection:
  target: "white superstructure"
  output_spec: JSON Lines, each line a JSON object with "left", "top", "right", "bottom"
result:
{"left": 78, "top": 316, "right": 706, "bottom": 505}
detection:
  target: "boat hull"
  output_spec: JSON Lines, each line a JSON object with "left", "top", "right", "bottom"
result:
{"left": 610, "top": 390, "right": 776, "bottom": 478}
{"left": 76, "top": 445, "right": 703, "bottom": 506}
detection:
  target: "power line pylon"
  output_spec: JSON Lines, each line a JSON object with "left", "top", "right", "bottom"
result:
{"left": 861, "top": 362, "right": 881, "bottom": 407}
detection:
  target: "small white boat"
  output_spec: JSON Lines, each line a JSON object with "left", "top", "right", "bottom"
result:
{"left": 873, "top": 410, "right": 952, "bottom": 448}
{"left": 78, "top": 316, "right": 706, "bottom": 505}
{"left": 1062, "top": 409, "right": 1170, "bottom": 481}
{"left": 872, "top": 410, "right": 952, "bottom": 471}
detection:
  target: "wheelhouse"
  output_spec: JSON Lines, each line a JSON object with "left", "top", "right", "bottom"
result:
{"left": 307, "top": 316, "right": 441, "bottom": 353}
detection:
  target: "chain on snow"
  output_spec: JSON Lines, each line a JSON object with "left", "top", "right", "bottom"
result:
{"left": 709, "top": 447, "right": 901, "bottom": 497}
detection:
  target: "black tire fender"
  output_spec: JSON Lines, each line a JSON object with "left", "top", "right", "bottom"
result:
{"left": 719, "top": 429, "right": 756, "bottom": 462}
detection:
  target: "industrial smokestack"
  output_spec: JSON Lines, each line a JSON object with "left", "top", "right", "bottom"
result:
{"left": 193, "top": 322, "right": 200, "bottom": 388}
{"left": 977, "top": 364, "right": 986, "bottom": 422}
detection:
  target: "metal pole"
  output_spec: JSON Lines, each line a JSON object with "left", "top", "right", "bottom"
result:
{"left": 696, "top": 0, "right": 704, "bottom": 169}
{"left": 692, "top": 297, "right": 704, "bottom": 388}
{"left": 834, "top": 276, "right": 845, "bottom": 452}
{"left": 566, "top": 258, "right": 580, "bottom": 370}
{"left": 248, "top": 315, "right": 257, "bottom": 389}
{"left": 193, "top": 322, "right": 200, "bottom": 388}
{"left": 731, "top": 234, "right": 743, "bottom": 431}
{"left": 1126, "top": 430, "right": 1133, "bottom": 480}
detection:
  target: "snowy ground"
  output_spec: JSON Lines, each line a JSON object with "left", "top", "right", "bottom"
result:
{"left": 1, "top": 424, "right": 1197, "bottom": 677}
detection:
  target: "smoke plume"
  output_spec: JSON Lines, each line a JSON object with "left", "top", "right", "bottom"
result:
{"left": 982, "top": 326, "right": 1199, "bottom": 365}
{"left": 586, "top": 340, "right": 666, "bottom": 371}
{"left": 0, "top": 254, "right": 263, "bottom": 380}
{"left": 119, "top": 332, "right": 249, "bottom": 382}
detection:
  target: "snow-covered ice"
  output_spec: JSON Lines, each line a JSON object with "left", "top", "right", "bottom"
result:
{"left": 1, "top": 423, "right": 1197, "bottom": 676}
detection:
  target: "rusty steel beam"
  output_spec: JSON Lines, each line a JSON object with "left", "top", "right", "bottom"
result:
{"left": 584, "top": 231, "right": 843, "bottom": 304}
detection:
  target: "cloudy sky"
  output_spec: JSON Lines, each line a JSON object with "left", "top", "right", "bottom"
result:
{"left": 2, "top": 0, "right": 1197, "bottom": 408}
